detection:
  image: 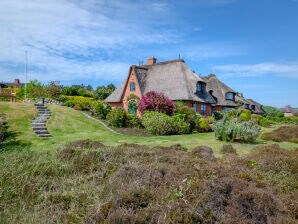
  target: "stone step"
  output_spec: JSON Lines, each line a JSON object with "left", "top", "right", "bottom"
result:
{"left": 32, "top": 122, "right": 46, "bottom": 126}
{"left": 35, "top": 116, "right": 50, "bottom": 119}
{"left": 33, "top": 104, "right": 52, "bottom": 138}
{"left": 38, "top": 110, "right": 50, "bottom": 113}
{"left": 38, "top": 134, "right": 52, "bottom": 138}
{"left": 35, "top": 130, "right": 50, "bottom": 134}
{"left": 33, "top": 119, "right": 48, "bottom": 122}
{"left": 33, "top": 127, "right": 47, "bottom": 131}
{"left": 32, "top": 123, "right": 46, "bottom": 127}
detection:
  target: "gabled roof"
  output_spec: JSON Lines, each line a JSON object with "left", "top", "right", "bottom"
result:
{"left": 235, "top": 94, "right": 250, "bottom": 105}
{"left": 280, "top": 105, "right": 298, "bottom": 114}
{"left": 106, "top": 59, "right": 216, "bottom": 104}
{"left": 202, "top": 74, "right": 238, "bottom": 107}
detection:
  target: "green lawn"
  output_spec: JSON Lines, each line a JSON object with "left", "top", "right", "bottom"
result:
{"left": 0, "top": 102, "right": 296, "bottom": 155}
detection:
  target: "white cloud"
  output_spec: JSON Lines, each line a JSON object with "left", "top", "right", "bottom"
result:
{"left": 0, "top": 0, "right": 252, "bottom": 85}
{"left": 213, "top": 62, "right": 298, "bottom": 78}
{"left": 0, "top": 0, "right": 177, "bottom": 84}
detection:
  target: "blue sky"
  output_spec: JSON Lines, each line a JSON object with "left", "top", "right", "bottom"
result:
{"left": 0, "top": 0, "right": 297, "bottom": 107}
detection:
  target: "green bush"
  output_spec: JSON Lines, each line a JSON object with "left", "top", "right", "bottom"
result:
{"left": 214, "top": 115, "right": 261, "bottom": 143}
{"left": 197, "top": 117, "right": 213, "bottom": 133}
{"left": 141, "top": 111, "right": 174, "bottom": 135}
{"left": 213, "top": 111, "right": 223, "bottom": 120}
{"left": 239, "top": 109, "right": 251, "bottom": 122}
{"left": 171, "top": 114, "right": 190, "bottom": 134}
{"left": 64, "top": 100, "right": 75, "bottom": 107}
{"left": 251, "top": 114, "right": 261, "bottom": 123}
{"left": 107, "top": 107, "right": 128, "bottom": 128}
{"left": 175, "top": 106, "right": 198, "bottom": 131}
{"left": 91, "top": 101, "right": 111, "bottom": 119}
{"left": 266, "top": 115, "right": 298, "bottom": 125}
{"left": 197, "top": 118, "right": 209, "bottom": 132}
{"left": 0, "top": 113, "right": 8, "bottom": 143}
{"left": 127, "top": 114, "right": 142, "bottom": 128}
{"left": 259, "top": 117, "right": 274, "bottom": 127}
{"left": 63, "top": 96, "right": 94, "bottom": 110}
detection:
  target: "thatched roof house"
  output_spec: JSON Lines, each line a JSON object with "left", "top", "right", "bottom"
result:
{"left": 280, "top": 105, "right": 298, "bottom": 116}
{"left": 202, "top": 74, "right": 238, "bottom": 109}
{"left": 106, "top": 58, "right": 216, "bottom": 115}
{"left": 106, "top": 57, "right": 263, "bottom": 115}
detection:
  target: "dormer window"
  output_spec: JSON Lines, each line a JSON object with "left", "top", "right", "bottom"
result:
{"left": 244, "top": 104, "right": 249, "bottom": 109}
{"left": 251, "top": 105, "right": 255, "bottom": 111}
{"left": 130, "top": 82, "right": 135, "bottom": 91}
{"left": 226, "top": 92, "right": 235, "bottom": 101}
{"left": 196, "top": 81, "right": 205, "bottom": 92}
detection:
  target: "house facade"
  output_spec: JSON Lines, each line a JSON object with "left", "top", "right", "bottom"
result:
{"left": 105, "top": 57, "right": 263, "bottom": 115}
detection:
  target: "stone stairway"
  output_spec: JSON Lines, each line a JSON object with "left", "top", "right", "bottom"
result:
{"left": 32, "top": 104, "right": 52, "bottom": 138}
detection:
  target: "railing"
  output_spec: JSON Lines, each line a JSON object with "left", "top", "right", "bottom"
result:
{"left": 0, "top": 89, "right": 16, "bottom": 102}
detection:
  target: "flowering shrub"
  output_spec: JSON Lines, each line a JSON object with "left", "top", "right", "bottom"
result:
{"left": 91, "top": 101, "right": 111, "bottom": 119}
{"left": 138, "top": 91, "right": 175, "bottom": 115}
{"left": 214, "top": 115, "right": 261, "bottom": 143}
{"left": 107, "top": 107, "right": 128, "bottom": 128}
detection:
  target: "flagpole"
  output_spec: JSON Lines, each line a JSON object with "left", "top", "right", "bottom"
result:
{"left": 25, "top": 50, "right": 27, "bottom": 99}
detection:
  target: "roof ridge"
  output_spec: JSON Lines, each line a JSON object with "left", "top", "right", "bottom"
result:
{"left": 142, "top": 59, "right": 185, "bottom": 67}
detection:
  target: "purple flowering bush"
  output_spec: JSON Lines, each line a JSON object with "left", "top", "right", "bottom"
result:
{"left": 138, "top": 91, "right": 175, "bottom": 116}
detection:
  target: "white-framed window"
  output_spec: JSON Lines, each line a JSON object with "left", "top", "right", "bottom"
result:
{"left": 201, "top": 104, "right": 206, "bottom": 115}
{"left": 130, "top": 82, "right": 135, "bottom": 91}
{"left": 192, "top": 103, "right": 197, "bottom": 112}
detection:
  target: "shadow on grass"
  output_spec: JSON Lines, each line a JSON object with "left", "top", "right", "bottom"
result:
{"left": 0, "top": 130, "right": 32, "bottom": 153}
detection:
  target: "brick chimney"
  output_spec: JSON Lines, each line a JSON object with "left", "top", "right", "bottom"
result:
{"left": 14, "top": 79, "right": 20, "bottom": 85}
{"left": 147, "top": 57, "right": 157, "bottom": 65}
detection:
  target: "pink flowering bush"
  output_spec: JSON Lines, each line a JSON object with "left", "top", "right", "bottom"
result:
{"left": 138, "top": 91, "right": 175, "bottom": 116}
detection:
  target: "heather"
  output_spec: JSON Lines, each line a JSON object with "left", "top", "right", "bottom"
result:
{"left": 0, "top": 140, "right": 297, "bottom": 223}
{"left": 262, "top": 125, "right": 298, "bottom": 143}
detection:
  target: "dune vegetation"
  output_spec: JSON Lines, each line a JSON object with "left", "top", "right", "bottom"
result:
{"left": 0, "top": 102, "right": 297, "bottom": 223}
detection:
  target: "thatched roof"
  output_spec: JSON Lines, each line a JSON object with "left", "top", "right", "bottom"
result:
{"left": 235, "top": 93, "right": 250, "bottom": 105}
{"left": 202, "top": 74, "right": 238, "bottom": 107}
{"left": 106, "top": 60, "right": 216, "bottom": 104}
{"left": 246, "top": 99, "right": 264, "bottom": 114}
{"left": 280, "top": 105, "right": 298, "bottom": 114}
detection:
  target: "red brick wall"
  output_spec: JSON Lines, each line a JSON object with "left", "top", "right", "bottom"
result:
{"left": 212, "top": 105, "right": 223, "bottom": 113}
{"left": 122, "top": 69, "right": 142, "bottom": 112}
{"left": 181, "top": 101, "right": 212, "bottom": 116}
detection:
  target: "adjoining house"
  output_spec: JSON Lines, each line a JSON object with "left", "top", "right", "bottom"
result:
{"left": 280, "top": 105, "right": 298, "bottom": 117}
{"left": 105, "top": 57, "right": 263, "bottom": 116}
{"left": 0, "top": 79, "right": 25, "bottom": 88}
